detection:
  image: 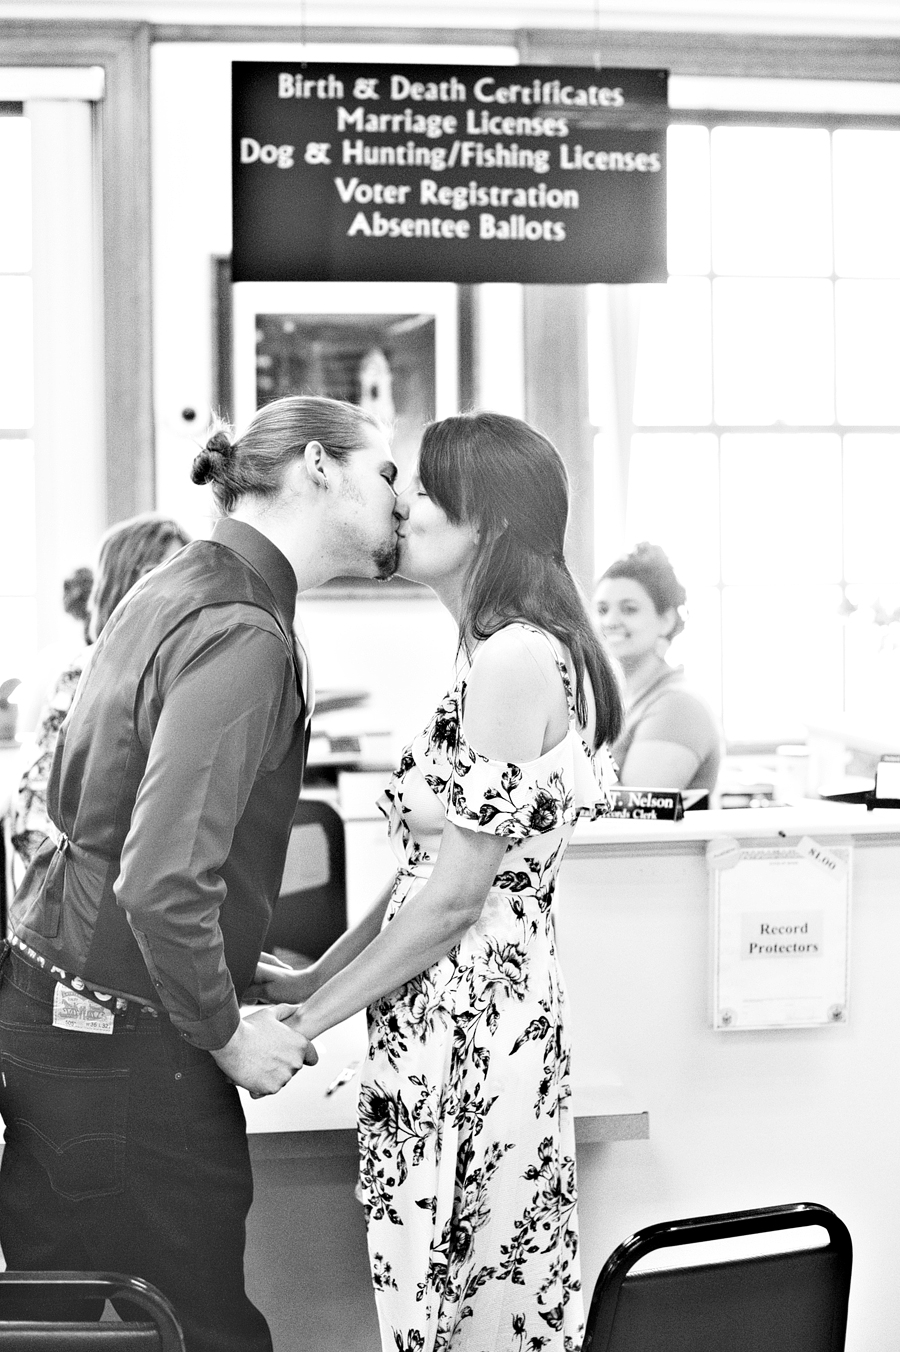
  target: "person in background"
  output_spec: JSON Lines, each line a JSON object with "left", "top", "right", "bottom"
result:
{"left": 62, "top": 566, "right": 94, "bottom": 646}
{"left": 8, "top": 515, "right": 191, "bottom": 879}
{"left": 11, "top": 566, "right": 94, "bottom": 743}
{"left": 0, "top": 395, "right": 403, "bottom": 1352}
{"left": 594, "top": 542, "right": 723, "bottom": 796}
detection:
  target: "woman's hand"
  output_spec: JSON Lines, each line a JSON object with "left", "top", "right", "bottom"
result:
{"left": 244, "top": 955, "right": 322, "bottom": 1005}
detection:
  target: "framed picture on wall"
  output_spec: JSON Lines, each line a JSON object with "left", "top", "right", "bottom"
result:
{"left": 215, "top": 272, "right": 471, "bottom": 595}
{"left": 231, "top": 279, "right": 459, "bottom": 497}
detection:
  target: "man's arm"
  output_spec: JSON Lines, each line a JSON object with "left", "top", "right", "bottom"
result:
{"left": 115, "top": 621, "right": 300, "bottom": 1054}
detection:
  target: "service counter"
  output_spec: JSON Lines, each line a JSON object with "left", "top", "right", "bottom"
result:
{"left": 243, "top": 802, "right": 900, "bottom": 1352}
{"left": 2, "top": 732, "right": 899, "bottom": 1350}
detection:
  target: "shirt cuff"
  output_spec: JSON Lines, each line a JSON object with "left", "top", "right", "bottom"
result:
{"left": 175, "top": 991, "right": 242, "bottom": 1051}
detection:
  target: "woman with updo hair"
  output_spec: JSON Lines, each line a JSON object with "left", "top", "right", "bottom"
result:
{"left": 594, "top": 542, "right": 723, "bottom": 795}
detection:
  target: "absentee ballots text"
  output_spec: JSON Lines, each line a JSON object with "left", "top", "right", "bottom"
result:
{"left": 231, "top": 63, "right": 668, "bottom": 284}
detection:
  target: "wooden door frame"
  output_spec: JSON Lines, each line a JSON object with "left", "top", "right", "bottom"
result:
{"left": 1, "top": 22, "right": 152, "bottom": 523}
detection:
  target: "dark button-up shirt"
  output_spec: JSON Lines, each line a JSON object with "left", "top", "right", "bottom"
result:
{"left": 11, "top": 520, "right": 308, "bottom": 1050}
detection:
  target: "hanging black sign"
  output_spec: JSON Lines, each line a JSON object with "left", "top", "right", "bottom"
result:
{"left": 232, "top": 62, "right": 668, "bottom": 285}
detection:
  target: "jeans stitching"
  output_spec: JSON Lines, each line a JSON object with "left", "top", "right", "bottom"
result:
{"left": 0, "top": 1051, "right": 129, "bottom": 1202}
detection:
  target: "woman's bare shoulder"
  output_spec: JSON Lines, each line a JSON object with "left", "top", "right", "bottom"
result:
{"left": 463, "top": 626, "right": 561, "bottom": 762}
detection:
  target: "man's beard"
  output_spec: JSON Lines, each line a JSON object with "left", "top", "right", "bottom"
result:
{"left": 371, "top": 536, "right": 400, "bottom": 580}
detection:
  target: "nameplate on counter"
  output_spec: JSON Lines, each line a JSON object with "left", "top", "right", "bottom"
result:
{"left": 711, "top": 840, "right": 851, "bottom": 1031}
{"left": 606, "top": 788, "right": 684, "bottom": 820}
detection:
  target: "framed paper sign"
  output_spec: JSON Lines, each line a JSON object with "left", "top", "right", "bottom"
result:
{"left": 710, "top": 836, "right": 851, "bottom": 1031}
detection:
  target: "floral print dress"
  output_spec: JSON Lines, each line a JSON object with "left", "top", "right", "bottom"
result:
{"left": 358, "top": 626, "right": 616, "bottom": 1352}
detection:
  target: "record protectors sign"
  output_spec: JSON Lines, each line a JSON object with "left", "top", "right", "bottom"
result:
{"left": 710, "top": 837, "right": 851, "bottom": 1031}
{"left": 231, "top": 62, "right": 668, "bottom": 284}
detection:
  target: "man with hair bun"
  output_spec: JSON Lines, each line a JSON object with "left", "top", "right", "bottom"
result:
{"left": 0, "top": 396, "right": 406, "bottom": 1352}
{"left": 594, "top": 542, "right": 723, "bottom": 797}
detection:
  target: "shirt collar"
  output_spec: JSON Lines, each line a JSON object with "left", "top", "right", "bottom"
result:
{"left": 210, "top": 518, "right": 297, "bottom": 632}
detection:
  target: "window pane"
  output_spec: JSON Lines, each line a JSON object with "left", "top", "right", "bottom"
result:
{"left": 711, "top": 127, "right": 832, "bottom": 276}
{"left": 713, "top": 279, "right": 834, "bottom": 425}
{"left": 0, "top": 115, "right": 31, "bottom": 273}
{"left": 633, "top": 278, "right": 712, "bottom": 426}
{"left": 0, "top": 439, "right": 36, "bottom": 592}
{"left": 0, "top": 275, "right": 34, "bottom": 428}
{"left": 720, "top": 433, "right": 842, "bottom": 584}
{"left": 835, "top": 280, "right": 900, "bottom": 424}
{"left": 667, "top": 125, "right": 710, "bottom": 275}
{"left": 722, "top": 586, "right": 844, "bottom": 742}
{"left": 833, "top": 130, "right": 900, "bottom": 277}
{"left": 843, "top": 433, "right": 900, "bottom": 584}
{"left": 844, "top": 613, "right": 900, "bottom": 724}
{"left": 625, "top": 433, "right": 719, "bottom": 585}
{"left": 0, "top": 596, "right": 37, "bottom": 689}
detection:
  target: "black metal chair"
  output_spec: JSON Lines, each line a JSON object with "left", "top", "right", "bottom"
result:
{"left": 582, "top": 1202, "right": 852, "bottom": 1352}
{"left": 0, "top": 1272, "right": 185, "bottom": 1349}
{"left": 264, "top": 797, "right": 347, "bottom": 962}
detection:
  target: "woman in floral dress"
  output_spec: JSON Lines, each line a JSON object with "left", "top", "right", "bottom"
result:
{"left": 250, "top": 413, "right": 623, "bottom": 1352}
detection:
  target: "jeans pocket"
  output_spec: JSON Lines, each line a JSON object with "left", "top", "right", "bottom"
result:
{"left": 0, "top": 1052, "right": 128, "bottom": 1201}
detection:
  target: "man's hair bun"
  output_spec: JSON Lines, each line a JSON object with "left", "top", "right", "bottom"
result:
{"left": 191, "top": 429, "right": 234, "bottom": 486}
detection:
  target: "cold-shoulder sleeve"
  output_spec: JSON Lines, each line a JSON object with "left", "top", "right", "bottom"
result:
{"left": 446, "top": 730, "right": 618, "bottom": 844}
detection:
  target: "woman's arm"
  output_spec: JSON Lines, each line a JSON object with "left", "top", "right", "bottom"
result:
{"left": 245, "top": 874, "right": 397, "bottom": 1004}
{"left": 291, "top": 628, "right": 558, "bottom": 1041}
{"left": 292, "top": 822, "right": 509, "bottom": 1040}
{"left": 617, "top": 739, "right": 700, "bottom": 789}
{"left": 617, "top": 687, "right": 714, "bottom": 789}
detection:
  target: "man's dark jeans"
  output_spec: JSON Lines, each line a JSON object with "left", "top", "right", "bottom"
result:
{"left": 0, "top": 946, "right": 272, "bottom": 1352}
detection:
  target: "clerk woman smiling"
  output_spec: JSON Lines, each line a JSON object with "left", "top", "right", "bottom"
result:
{"left": 594, "top": 542, "right": 723, "bottom": 795}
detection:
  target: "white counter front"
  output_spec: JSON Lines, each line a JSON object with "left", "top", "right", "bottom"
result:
{"left": 555, "top": 809, "right": 899, "bottom": 1352}
{"left": 242, "top": 1011, "right": 648, "bottom": 1156}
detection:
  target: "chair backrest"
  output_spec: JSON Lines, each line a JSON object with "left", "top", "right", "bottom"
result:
{"left": 583, "top": 1202, "right": 852, "bottom": 1352}
{"left": 265, "top": 796, "right": 347, "bottom": 962}
{"left": 0, "top": 1272, "right": 185, "bottom": 1351}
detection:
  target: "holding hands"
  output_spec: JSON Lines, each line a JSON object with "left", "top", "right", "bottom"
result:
{"left": 244, "top": 950, "right": 323, "bottom": 1006}
{"left": 212, "top": 996, "right": 318, "bottom": 1097}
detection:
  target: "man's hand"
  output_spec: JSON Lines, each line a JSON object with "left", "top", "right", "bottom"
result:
{"left": 211, "top": 1004, "right": 318, "bottom": 1097}
{"left": 243, "top": 957, "right": 321, "bottom": 1006}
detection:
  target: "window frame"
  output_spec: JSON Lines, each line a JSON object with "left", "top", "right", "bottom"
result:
{"left": 629, "top": 106, "right": 900, "bottom": 745}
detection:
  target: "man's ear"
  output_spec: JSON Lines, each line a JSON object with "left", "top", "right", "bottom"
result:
{"left": 302, "top": 440, "right": 329, "bottom": 489}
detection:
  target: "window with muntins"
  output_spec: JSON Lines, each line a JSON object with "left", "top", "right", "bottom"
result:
{"left": 618, "top": 115, "right": 900, "bottom": 745}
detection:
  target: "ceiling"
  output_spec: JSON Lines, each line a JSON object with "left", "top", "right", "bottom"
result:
{"left": 1, "top": 0, "right": 900, "bottom": 37}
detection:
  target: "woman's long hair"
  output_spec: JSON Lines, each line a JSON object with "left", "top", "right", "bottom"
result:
{"left": 89, "top": 513, "right": 191, "bottom": 641}
{"left": 418, "top": 412, "right": 623, "bottom": 749}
